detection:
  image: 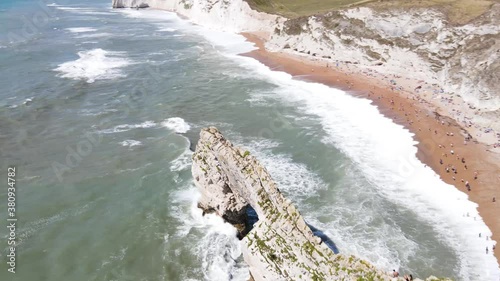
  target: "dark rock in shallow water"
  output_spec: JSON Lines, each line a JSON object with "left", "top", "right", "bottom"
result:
{"left": 308, "top": 224, "right": 339, "bottom": 254}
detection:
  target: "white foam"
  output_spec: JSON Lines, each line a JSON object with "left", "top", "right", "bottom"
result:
{"left": 120, "top": 140, "right": 142, "bottom": 147}
{"left": 55, "top": 7, "right": 87, "bottom": 10}
{"left": 55, "top": 6, "right": 114, "bottom": 15}
{"left": 23, "top": 97, "right": 34, "bottom": 105}
{"left": 170, "top": 149, "right": 193, "bottom": 172}
{"left": 238, "top": 138, "right": 327, "bottom": 199}
{"left": 65, "top": 27, "right": 97, "bottom": 33}
{"left": 75, "top": 33, "right": 113, "bottom": 39}
{"left": 158, "top": 27, "right": 177, "bottom": 32}
{"left": 54, "top": 48, "right": 132, "bottom": 83}
{"left": 117, "top": 9, "right": 255, "bottom": 55}
{"left": 101, "top": 121, "right": 156, "bottom": 134}
{"left": 161, "top": 117, "right": 191, "bottom": 134}
{"left": 171, "top": 186, "right": 249, "bottom": 281}
{"left": 227, "top": 54, "right": 499, "bottom": 279}
{"left": 118, "top": 8, "right": 179, "bottom": 21}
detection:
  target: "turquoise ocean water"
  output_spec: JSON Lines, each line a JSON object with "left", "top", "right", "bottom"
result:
{"left": 0, "top": 1, "right": 499, "bottom": 280}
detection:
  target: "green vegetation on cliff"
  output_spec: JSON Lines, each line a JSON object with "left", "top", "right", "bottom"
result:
{"left": 244, "top": 0, "right": 365, "bottom": 17}
{"left": 244, "top": 0, "right": 496, "bottom": 24}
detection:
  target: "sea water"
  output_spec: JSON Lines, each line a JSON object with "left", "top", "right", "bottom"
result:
{"left": 0, "top": 1, "right": 498, "bottom": 280}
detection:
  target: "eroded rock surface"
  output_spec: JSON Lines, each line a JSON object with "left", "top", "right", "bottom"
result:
{"left": 192, "top": 127, "right": 398, "bottom": 281}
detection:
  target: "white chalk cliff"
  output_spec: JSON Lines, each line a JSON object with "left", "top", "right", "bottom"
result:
{"left": 112, "top": 0, "right": 281, "bottom": 33}
{"left": 112, "top": 0, "right": 500, "bottom": 132}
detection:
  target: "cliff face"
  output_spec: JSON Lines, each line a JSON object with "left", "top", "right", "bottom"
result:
{"left": 267, "top": 6, "right": 500, "bottom": 116}
{"left": 112, "top": 0, "right": 281, "bottom": 33}
{"left": 113, "top": 0, "right": 500, "bottom": 132}
{"left": 192, "top": 127, "right": 394, "bottom": 281}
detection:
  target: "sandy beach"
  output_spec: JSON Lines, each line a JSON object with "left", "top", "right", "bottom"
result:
{"left": 241, "top": 32, "right": 500, "bottom": 265}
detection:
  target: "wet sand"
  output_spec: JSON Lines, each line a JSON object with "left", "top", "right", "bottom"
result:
{"left": 241, "top": 32, "right": 500, "bottom": 265}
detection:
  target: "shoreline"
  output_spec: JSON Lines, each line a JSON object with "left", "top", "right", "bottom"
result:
{"left": 240, "top": 32, "right": 500, "bottom": 266}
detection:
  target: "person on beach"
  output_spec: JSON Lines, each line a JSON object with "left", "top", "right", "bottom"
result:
{"left": 486, "top": 247, "right": 489, "bottom": 254}
{"left": 393, "top": 270, "right": 399, "bottom": 277}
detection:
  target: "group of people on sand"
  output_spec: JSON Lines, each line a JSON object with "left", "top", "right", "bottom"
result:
{"left": 479, "top": 233, "right": 497, "bottom": 255}
{"left": 392, "top": 269, "right": 413, "bottom": 280}
{"left": 435, "top": 124, "right": 480, "bottom": 187}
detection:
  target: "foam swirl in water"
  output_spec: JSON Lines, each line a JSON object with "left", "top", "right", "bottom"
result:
{"left": 54, "top": 48, "right": 132, "bottom": 83}
{"left": 65, "top": 27, "right": 97, "bottom": 33}
{"left": 161, "top": 117, "right": 191, "bottom": 134}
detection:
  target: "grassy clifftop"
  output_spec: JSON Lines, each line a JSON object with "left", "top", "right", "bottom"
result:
{"left": 244, "top": 0, "right": 364, "bottom": 17}
{"left": 244, "top": 0, "right": 497, "bottom": 24}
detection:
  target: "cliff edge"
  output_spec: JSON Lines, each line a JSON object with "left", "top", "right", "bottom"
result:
{"left": 192, "top": 127, "right": 391, "bottom": 280}
{"left": 112, "top": 0, "right": 500, "bottom": 140}
{"left": 192, "top": 127, "right": 450, "bottom": 281}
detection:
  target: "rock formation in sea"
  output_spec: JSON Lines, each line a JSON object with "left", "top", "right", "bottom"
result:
{"left": 191, "top": 127, "right": 450, "bottom": 281}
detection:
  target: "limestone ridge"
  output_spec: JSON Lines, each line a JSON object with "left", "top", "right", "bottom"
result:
{"left": 192, "top": 127, "right": 452, "bottom": 280}
{"left": 192, "top": 127, "right": 393, "bottom": 280}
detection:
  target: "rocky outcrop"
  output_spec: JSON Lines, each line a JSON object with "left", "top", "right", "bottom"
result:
{"left": 192, "top": 127, "right": 453, "bottom": 280}
{"left": 192, "top": 127, "right": 395, "bottom": 280}
{"left": 113, "top": 0, "right": 148, "bottom": 8}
